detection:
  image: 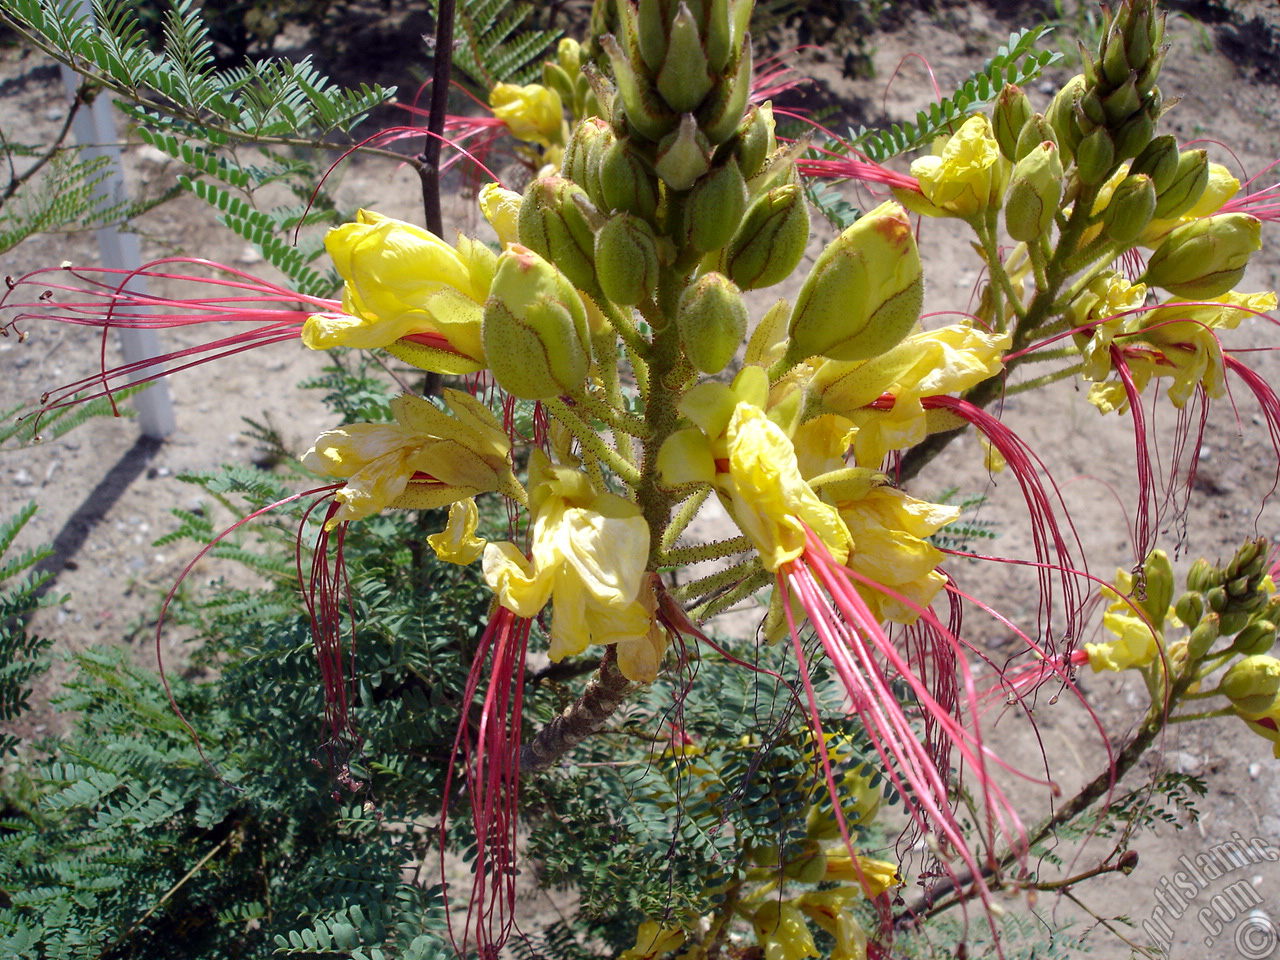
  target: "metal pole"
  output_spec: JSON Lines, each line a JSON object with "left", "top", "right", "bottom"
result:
{"left": 58, "top": 0, "right": 176, "bottom": 439}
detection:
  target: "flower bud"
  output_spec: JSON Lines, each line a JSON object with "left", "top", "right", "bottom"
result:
{"left": 1129, "top": 134, "right": 1179, "bottom": 193}
{"left": 677, "top": 271, "right": 747, "bottom": 374}
{"left": 696, "top": 36, "right": 753, "bottom": 144}
{"left": 1101, "top": 173, "right": 1156, "bottom": 246}
{"left": 1235, "top": 620, "right": 1278, "bottom": 658}
{"left": 1112, "top": 104, "right": 1155, "bottom": 161}
{"left": 993, "top": 84, "right": 1033, "bottom": 161}
{"left": 655, "top": 113, "right": 713, "bottom": 191}
{"left": 1222, "top": 656, "right": 1280, "bottom": 718}
{"left": 1075, "top": 127, "right": 1117, "bottom": 185}
{"left": 1187, "top": 613, "right": 1220, "bottom": 659}
{"left": 655, "top": 3, "right": 714, "bottom": 113}
{"left": 1014, "top": 113, "right": 1058, "bottom": 161}
{"left": 595, "top": 213, "right": 660, "bottom": 306}
{"left": 562, "top": 118, "right": 612, "bottom": 192}
{"left": 782, "top": 839, "right": 828, "bottom": 885}
{"left": 787, "top": 200, "right": 922, "bottom": 363}
{"left": 482, "top": 244, "right": 592, "bottom": 399}
{"left": 542, "top": 61, "right": 576, "bottom": 110}
{"left": 1047, "top": 74, "right": 1088, "bottom": 159}
{"left": 1139, "top": 549, "right": 1174, "bottom": 630}
{"left": 909, "top": 114, "right": 1008, "bottom": 219}
{"left": 682, "top": 158, "right": 748, "bottom": 252}
{"left": 722, "top": 181, "right": 810, "bottom": 290}
{"left": 1101, "top": 76, "right": 1142, "bottom": 126}
{"left": 1175, "top": 591, "right": 1204, "bottom": 627}
{"left": 735, "top": 101, "right": 777, "bottom": 179}
{"left": 1141, "top": 214, "right": 1263, "bottom": 299}
{"left": 1222, "top": 609, "right": 1255, "bottom": 637}
{"left": 599, "top": 137, "right": 659, "bottom": 222}
{"left": 600, "top": 33, "right": 677, "bottom": 143}
{"left": 1004, "top": 142, "right": 1063, "bottom": 242}
{"left": 518, "top": 176, "right": 603, "bottom": 298}
{"left": 1152, "top": 149, "right": 1209, "bottom": 220}
{"left": 1186, "top": 557, "right": 1219, "bottom": 592}
{"left": 1209, "top": 585, "right": 1229, "bottom": 613}
{"left": 557, "top": 36, "right": 582, "bottom": 77}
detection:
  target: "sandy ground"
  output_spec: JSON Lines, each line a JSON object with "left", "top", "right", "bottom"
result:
{"left": 6, "top": 2, "right": 1280, "bottom": 957}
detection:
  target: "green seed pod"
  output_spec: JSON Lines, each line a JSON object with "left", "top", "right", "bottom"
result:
{"left": 654, "top": 113, "right": 713, "bottom": 191}
{"left": 1175, "top": 591, "right": 1204, "bottom": 627}
{"left": 1004, "top": 141, "right": 1063, "bottom": 243}
{"left": 1234, "top": 620, "right": 1278, "bottom": 658}
{"left": 1130, "top": 134, "right": 1179, "bottom": 193}
{"left": 595, "top": 213, "right": 660, "bottom": 306}
{"left": 682, "top": 158, "right": 748, "bottom": 253}
{"left": 993, "top": 84, "right": 1033, "bottom": 161}
{"left": 600, "top": 138, "right": 660, "bottom": 222}
{"left": 482, "top": 244, "right": 591, "bottom": 399}
{"left": 1102, "top": 173, "right": 1157, "bottom": 247}
{"left": 677, "top": 271, "right": 747, "bottom": 374}
{"left": 722, "top": 181, "right": 809, "bottom": 290}
{"left": 1152, "top": 150, "right": 1209, "bottom": 220}
{"left": 787, "top": 200, "right": 922, "bottom": 364}
{"left": 1141, "top": 213, "right": 1263, "bottom": 299}
{"left": 518, "top": 176, "right": 603, "bottom": 299}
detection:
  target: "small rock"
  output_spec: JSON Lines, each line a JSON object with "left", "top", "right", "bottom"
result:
{"left": 236, "top": 245, "right": 264, "bottom": 266}
{"left": 137, "top": 144, "right": 172, "bottom": 165}
{"left": 1199, "top": 444, "right": 1213, "bottom": 461}
{"left": 45, "top": 107, "right": 63, "bottom": 122}
{"left": 13, "top": 468, "right": 34, "bottom": 487}
{"left": 1168, "top": 751, "right": 1202, "bottom": 776}
{"left": 1251, "top": 762, "right": 1262, "bottom": 779}
{"left": 1038, "top": 81, "right": 1055, "bottom": 95}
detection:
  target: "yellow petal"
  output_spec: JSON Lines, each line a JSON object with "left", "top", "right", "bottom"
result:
{"left": 427, "top": 498, "right": 486, "bottom": 565}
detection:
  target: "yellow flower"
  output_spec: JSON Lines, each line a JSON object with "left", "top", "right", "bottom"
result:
{"left": 834, "top": 483, "right": 960, "bottom": 624}
{"left": 821, "top": 854, "right": 903, "bottom": 897}
{"left": 426, "top": 498, "right": 486, "bottom": 565}
{"left": 1237, "top": 704, "right": 1280, "bottom": 760}
{"left": 618, "top": 921, "right": 686, "bottom": 960}
{"left": 810, "top": 321, "right": 1011, "bottom": 467}
{"left": 753, "top": 901, "right": 818, "bottom": 960}
{"left": 483, "top": 451, "right": 663, "bottom": 681}
{"left": 1070, "top": 271, "right": 1149, "bottom": 382}
{"left": 479, "top": 182, "right": 523, "bottom": 246}
{"left": 1083, "top": 568, "right": 1168, "bottom": 672}
{"left": 722, "top": 403, "right": 852, "bottom": 572}
{"left": 490, "top": 83, "right": 565, "bottom": 147}
{"left": 302, "top": 210, "right": 493, "bottom": 373}
{"left": 1087, "top": 290, "right": 1278, "bottom": 414}
{"left": 302, "top": 391, "right": 522, "bottom": 529}
{"left": 899, "top": 115, "right": 1009, "bottom": 220}
{"left": 795, "top": 890, "right": 868, "bottom": 960}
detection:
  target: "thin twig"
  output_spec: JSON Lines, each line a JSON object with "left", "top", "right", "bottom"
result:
{"left": 0, "top": 84, "right": 84, "bottom": 207}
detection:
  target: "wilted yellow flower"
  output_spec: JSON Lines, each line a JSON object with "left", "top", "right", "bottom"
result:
{"left": 303, "top": 210, "right": 492, "bottom": 373}
{"left": 483, "top": 451, "right": 663, "bottom": 681}
{"left": 795, "top": 890, "right": 868, "bottom": 960}
{"left": 490, "top": 82, "right": 565, "bottom": 147}
{"left": 302, "top": 391, "right": 521, "bottom": 529}
{"left": 426, "top": 498, "right": 486, "bottom": 565}
{"left": 1070, "top": 271, "right": 1148, "bottom": 382}
{"left": 821, "top": 854, "right": 903, "bottom": 896}
{"left": 899, "top": 115, "right": 1009, "bottom": 220}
